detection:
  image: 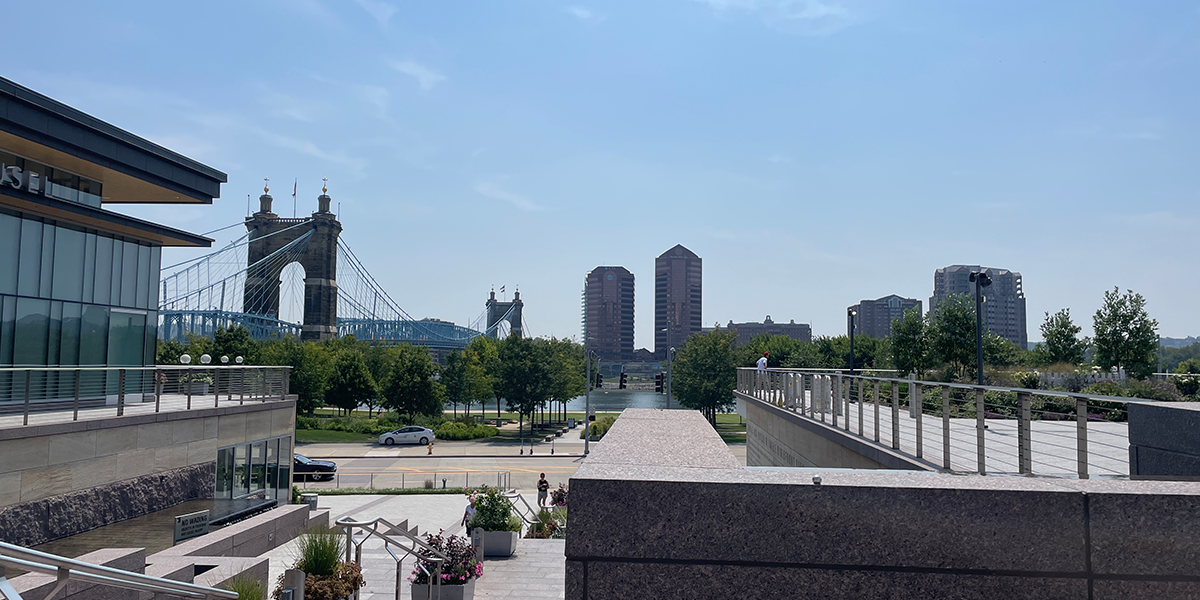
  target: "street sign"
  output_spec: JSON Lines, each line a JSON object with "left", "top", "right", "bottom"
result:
{"left": 174, "top": 509, "right": 210, "bottom": 545}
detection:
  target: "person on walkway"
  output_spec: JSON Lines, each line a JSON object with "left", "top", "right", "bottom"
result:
{"left": 537, "top": 473, "right": 550, "bottom": 507}
{"left": 462, "top": 497, "right": 477, "bottom": 534}
{"left": 757, "top": 351, "right": 769, "bottom": 371}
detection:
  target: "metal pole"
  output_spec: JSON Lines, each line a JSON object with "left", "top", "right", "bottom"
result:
{"left": 873, "top": 380, "right": 880, "bottom": 442}
{"left": 914, "top": 380, "right": 923, "bottom": 459}
{"left": 22, "top": 370, "right": 31, "bottom": 426}
{"left": 74, "top": 369, "right": 82, "bottom": 421}
{"left": 584, "top": 349, "right": 591, "bottom": 455}
{"left": 975, "top": 387, "right": 986, "bottom": 475}
{"left": 1018, "top": 391, "right": 1031, "bottom": 474}
{"left": 1075, "top": 396, "right": 1089, "bottom": 479}
{"left": 117, "top": 369, "right": 126, "bottom": 417}
{"left": 975, "top": 279, "right": 985, "bottom": 386}
{"left": 890, "top": 380, "right": 899, "bottom": 450}
{"left": 857, "top": 378, "right": 863, "bottom": 436}
{"left": 667, "top": 347, "right": 674, "bottom": 410}
{"left": 942, "top": 386, "right": 951, "bottom": 470}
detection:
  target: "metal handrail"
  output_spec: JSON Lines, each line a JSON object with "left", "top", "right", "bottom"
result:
{"left": 0, "top": 541, "right": 237, "bottom": 599}
{"left": 334, "top": 516, "right": 448, "bottom": 600}
{"left": 503, "top": 490, "right": 566, "bottom": 536}
{"left": 735, "top": 368, "right": 1147, "bottom": 479}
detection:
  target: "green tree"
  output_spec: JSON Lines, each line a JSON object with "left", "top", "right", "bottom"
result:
{"left": 467, "top": 336, "right": 501, "bottom": 421}
{"left": 381, "top": 344, "right": 442, "bottom": 424}
{"left": 441, "top": 350, "right": 470, "bottom": 417}
{"left": 673, "top": 328, "right": 737, "bottom": 425}
{"left": 1093, "top": 287, "right": 1159, "bottom": 379}
{"left": 930, "top": 293, "right": 977, "bottom": 379}
{"left": 1039, "top": 309, "right": 1088, "bottom": 366}
{"left": 258, "top": 339, "right": 334, "bottom": 415}
{"left": 983, "top": 332, "right": 1021, "bottom": 367}
{"left": 739, "top": 334, "right": 808, "bottom": 368}
{"left": 891, "top": 307, "right": 930, "bottom": 377}
{"left": 495, "top": 335, "right": 551, "bottom": 439}
{"left": 542, "top": 337, "right": 585, "bottom": 424}
{"left": 325, "top": 350, "right": 378, "bottom": 415}
{"left": 1175, "top": 358, "right": 1200, "bottom": 374}
{"left": 156, "top": 338, "right": 186, "bottom": 365}
{"left": 213, "top": 325, "right": 255, "bottom": 364}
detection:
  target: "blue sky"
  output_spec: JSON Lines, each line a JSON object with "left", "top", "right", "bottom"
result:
{"left": 8, "top": 1, "right": 1199, "bottom": 348}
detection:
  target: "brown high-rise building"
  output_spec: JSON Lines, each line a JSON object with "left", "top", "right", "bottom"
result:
{"left": 655, "top": 245, "right": 702, "bottom": 358}
{"left": 931, "top": 265, "right": 1028, "bottom": 350}
{"left": 584, "top": 266, "right": 635, "bottom": 361}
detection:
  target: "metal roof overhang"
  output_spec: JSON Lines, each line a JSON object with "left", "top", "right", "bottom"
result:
{"left": 0, "top": 188, "right": 213, "bottom": 247}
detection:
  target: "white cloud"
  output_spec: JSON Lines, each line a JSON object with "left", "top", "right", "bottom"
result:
{"left": 356, "top": 85, "right": 390, "bottom": 119}
{"left": 566, "top": 6, "right": 604, "bottom": 21}
{"left": 691, "top": 0, "right": 858, "bottom": 36}
{"left": 353, "top": 0, "right": 397, "bottom": 27}
{"left": 475, "top": 182, "right": 544, "bottom": 212}
{"left": 391, "top": 59, "right": 447, "bottom": 91}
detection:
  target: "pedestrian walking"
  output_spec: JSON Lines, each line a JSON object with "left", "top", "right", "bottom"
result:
{"left": 462, "top": 497, "right": 477, "bottom": 534}
{"left": 537, "top": 473, "right": 550, "bottom": 507}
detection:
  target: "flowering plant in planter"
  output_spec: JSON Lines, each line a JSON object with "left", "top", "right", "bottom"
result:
{"left": 467, "top": 486, "right": 521, "bottom": 532}
{"left": 408, "top": 530, "right": 482, "bottom": 585}
{"left": 550, "top": 483, "right": 568, "bottom": 507}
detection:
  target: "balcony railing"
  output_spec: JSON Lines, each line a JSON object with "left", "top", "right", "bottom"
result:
{"left": 735, "top": 368, "right": 1154, "bottom": 479}
{"left": 0, "top": 365, "right": 291, "bottom": 426}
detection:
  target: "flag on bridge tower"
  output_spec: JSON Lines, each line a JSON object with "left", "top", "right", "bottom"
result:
{"left": 292, "top": 179, "right": 297, "bottom": 217}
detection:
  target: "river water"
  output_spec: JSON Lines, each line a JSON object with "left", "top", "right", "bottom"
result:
{"left": 563, "top": 389, "right": 670, "bottom": 412}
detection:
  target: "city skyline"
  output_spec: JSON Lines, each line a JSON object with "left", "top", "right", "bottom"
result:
{"left": 6, "top": 2, "right": 1197, "bottom": 348}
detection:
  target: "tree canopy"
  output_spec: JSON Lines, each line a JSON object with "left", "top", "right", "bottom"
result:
{"left": 673, "top": 327, "right": 738, "bottom": 424}
{"left": 1093, "top": 287, "right": 1159, "bottom": 379}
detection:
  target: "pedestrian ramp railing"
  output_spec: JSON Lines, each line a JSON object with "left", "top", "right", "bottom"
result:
{"left": 737, "top": 368, "right": 1151, "bottom": 479}
{"left": 0, "top": 540, "right": 237, "bottom": 599}
{"left": 334, "top": 515, "right": 447, "bottom": 600}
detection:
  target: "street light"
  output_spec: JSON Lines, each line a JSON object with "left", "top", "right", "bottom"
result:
{"left": 968, "top": 270, "right": 993, "bottom": 386}
{"left": 847, "top": 307, "right": 858, "bottom": 376}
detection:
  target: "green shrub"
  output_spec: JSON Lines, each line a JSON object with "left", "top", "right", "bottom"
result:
{"left": 435, "top": 422, "right": 498, "bottom": 440}
{"left": 1014, "top": 371, "right": 1040, "bottom": 390}
{"left": 296, "top": 416, "right": 322, "bottom": 430}
{"left": 1083, "top": 381, "right": 1125, "bottom": 398}
{"left": 292, "top": 524, "right": 344, "bottom": 578}
{"left": 1170, "top": 374, "right": 1200, "bottom": 398}
{"left": 1125, "top": 378, "right": 1183, "bottom": 402}
{"left": 224, "top": 574, "right": 266, "bottom": 600}
{"left": 580, "top": 416, "right": 616, "bottom": 440}
{"left": 467, "top": 486, "right": 520, "bottom": 532}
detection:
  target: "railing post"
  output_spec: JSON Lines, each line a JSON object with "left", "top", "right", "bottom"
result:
{"left": 73, "top": 369, "right": 82, "bottom": 421}
{"left": 186, "top": 368, "right": 192, "bottom": 410}
{"left": 855, "top": 378, "right": 862, "bottom": 435}
{"left": 214, "top": 368, "right": 220, "bottom": 408}
{"left": 873, "top": 380, "right": 880, "bottom": 442}
{"left": 843, "top": 376, "right": 850, "bottom": 431}
{"left": 975, "top": 387, "right": 986, "bottom": 475}
{"left": 1075, "top": 396, "right": 1089, "bottom": 479}
{"left": 908, "top": 374, "right": 919, "bottom": 418}
{"left": 1018, "top": 391, "right": 1031, "bottom": 474}
{"left": 240, "top": 368, "right": 245, "bottom": 405}
{"left": 117, "top": 369, "right": 127, "bottom": 417}
{"left": 22, "top": 370, "right": 32, "bottom": 426}
{"left": 914, "top": 381, "right": 923, "bottom": 459}
{"left": 832, "top": 376, "right": 840, "bottom": 428}
{"left": 890, "top": 381, "right": 899, "bottom": 449}
{"left": 941, "top": 386, "right": 951, "bottom": 470}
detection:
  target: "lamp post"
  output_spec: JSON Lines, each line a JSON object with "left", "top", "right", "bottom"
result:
{"left": 584, "top": 349, "right": 594, "bottom": 455}
{"left": 968, "top": 270, "right": 992, "bottom": 386}
{"left": 667, "top": 347, "right": 676, "bottom": 409}
{"left": 847, "top": 307, "right": 857, "bottom": 376}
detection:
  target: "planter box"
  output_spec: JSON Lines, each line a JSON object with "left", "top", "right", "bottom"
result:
{"left": 480, "top": 530, "right": 518, "bottom": 557}
{"left": 186, "top": 382, "right": 210, "bottom": 395}
{"left": 411, "top": 579, "right": 475, "bottom": 600}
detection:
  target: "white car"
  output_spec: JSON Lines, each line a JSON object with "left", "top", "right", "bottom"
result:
{"left": 379, "top": 426, "right": 436, "bottom": 446}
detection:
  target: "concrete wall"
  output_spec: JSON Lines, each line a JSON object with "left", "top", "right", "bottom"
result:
{"left": 568, "top": 408, "right": 1200, "bottom": 599}
{"left": 1129, "top": 401, "right": 1200, "bottom": 480}
{"left": 739, "top": 392, "right": 931, "bottom": 471}
{"left": 0, "top": 399, "right": 295, "bottom": 545}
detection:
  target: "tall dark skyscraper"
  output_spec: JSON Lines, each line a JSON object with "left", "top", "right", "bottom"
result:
{"left": 931, "top": 265, "right": 1028, "bottom": 350}
{"left": 655, "top": 245, "right": 702, "bottom": 358}
{"left": 584, "top": 266, "right": 635, "bottom": 361}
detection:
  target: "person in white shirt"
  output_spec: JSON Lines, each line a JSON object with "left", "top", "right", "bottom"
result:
{"left": 756, "top": 352, "right": 769, "bottom": 371}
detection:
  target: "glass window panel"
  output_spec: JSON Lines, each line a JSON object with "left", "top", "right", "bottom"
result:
{"left": 106, "top": 310, "right": 145, "bottom": 367}
{"left": 121, "top": 241, "right": 138, "bottom": 308}
{"left": 149, "top": 247, "right": 161, "bottom": 308}
{"left": 277, "top": 435, "right": 291, "bottom": 495}
{"left": 265, "top": 438, "right": 279, "bottom": 501}
{"left": 79, "top": 305, "right": 108, "bottom": 366}
{"left": 52, "top": 227, "right": 86, "bottom": 302}
{"left": 60, "top": 302, "right": 81, "bottom": 366}
{"left": 14, "top": 297, "right": 50, "bottom": 366}
{"left": 0, "top": 296, "right": 15, "bottom": 365}
{"left": 47, "top": 301, "right": 62, "bottom": 367}
{"left": 135, "top": 244, "right": 150, "bottom": 309}
{"left": 82, "top": 233, "right": 96, "bottom": 304}
{"left": 144, "top": 311, "right": 157, "bottom": 366}
{"left": 216, "top": 447, "right": 234, "bottom": 499}
{"left": 39, "top": 225, "right": 55, "bottom": 298}
{"left": 0, "top": 213, "right": 19, "bottom": 296}
{"left": 234, "top": 444, "right": 250, "bottom": 497}
{"left": 92, "top": 236, "right": 113, "bottom": 305}
{"left": 109, "top": 240, "right": 122, "bottom": 307}
{"left": 17, "top": 220, "right": 42, "bottom": 297}
{"left": 252, "top": 441, "right": 266, "bottom": 492}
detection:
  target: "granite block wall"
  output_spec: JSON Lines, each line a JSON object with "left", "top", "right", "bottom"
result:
{"left": 567, "top": 408, "right": 1200, "bottom": 600}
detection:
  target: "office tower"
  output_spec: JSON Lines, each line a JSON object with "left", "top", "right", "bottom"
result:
{"left": 655, "top": 245, "right": 702, "bottom": 358}
{"left": 931, "top": 265, "right": 1028, "bottom": 350}
{"left": 850, "top": 295, "right": 922, "bottom": 338}
{"left": 584, "top": 266, "right": 635, "bottom": 361}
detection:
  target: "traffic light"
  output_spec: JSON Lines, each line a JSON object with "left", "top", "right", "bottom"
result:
{"left": 595, "top": 373, "right": 603, "bottom": 389}
{"left": 619, "top": 373, "right": 627, "bottom": 389}
{"left": 654, "top": 373, "right": 664, "bottom": 393}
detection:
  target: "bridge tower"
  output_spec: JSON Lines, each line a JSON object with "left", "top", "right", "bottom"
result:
{"left": 485, "top": 289, "right": 524, "bottom": 338}
{"left": 243, "top": 180, "right": 342, "bottom": 341}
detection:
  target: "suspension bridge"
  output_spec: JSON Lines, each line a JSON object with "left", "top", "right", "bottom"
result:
{"left": 157, "top": 183, "right": 526, "bottom": 350}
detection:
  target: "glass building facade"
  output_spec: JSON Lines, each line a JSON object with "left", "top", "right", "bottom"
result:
{"left": 215, "top": 435, "right": 292, "bottom": 502}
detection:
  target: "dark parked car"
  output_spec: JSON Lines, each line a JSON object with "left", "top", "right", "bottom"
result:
{"left": 293, "top": 453, "right": 336, "bottom": 481}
